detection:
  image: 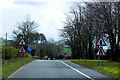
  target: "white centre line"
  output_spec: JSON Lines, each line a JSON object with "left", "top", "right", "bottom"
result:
{"left": 60, "top": 61, "right": 94, "bottom": 80}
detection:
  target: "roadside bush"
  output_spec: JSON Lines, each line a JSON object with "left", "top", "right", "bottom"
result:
{"left": 16, "top": 53, "right": 31, "bottom": 58}
{"left": 25, "top": 53, "right": 32, "bottom": 58}
{"left": 2, "top": 46, "right": 18, "bottom": 60}
{"left": 2, "top": 46, "right": 32, "bottom": 60}
{"left": 17, "top": 53, "right": 23, "bottom": 58}
{"left": 2, "top": 47, "right": 5, "bottom": 59}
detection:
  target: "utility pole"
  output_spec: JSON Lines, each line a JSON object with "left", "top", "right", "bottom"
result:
{"left": 6, "top": 33, "right": 7, "bottom": 46}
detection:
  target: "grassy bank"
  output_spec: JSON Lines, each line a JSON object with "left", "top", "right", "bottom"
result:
{"left": 2, "top": 58, "right": 35, "bottom": 78}
{"left": 60, "top": 59, "right": 119, "bottom": 80}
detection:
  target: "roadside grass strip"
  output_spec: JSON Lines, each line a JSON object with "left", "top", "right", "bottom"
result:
{"left": 60, "top": 59, "right": 119, "bottom": 80}
{"left": 2, "top": 58, "right": 35, "bottom": 78}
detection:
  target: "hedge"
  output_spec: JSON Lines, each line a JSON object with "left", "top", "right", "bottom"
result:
{"left": 2, "top": 46, "right": 17, "bottom": 60}
{"left": 2, "top": 46, "right": 31, "bottom": 60}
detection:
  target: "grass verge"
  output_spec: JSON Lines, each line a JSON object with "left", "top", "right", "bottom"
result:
{"left": 60, "top": 59, "right": 119, "bottom": 80}
{"left": 2, "top": 58, "right": 35, "bottom": 78}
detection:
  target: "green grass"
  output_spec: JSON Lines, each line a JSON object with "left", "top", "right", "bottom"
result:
{"left": 0, "top": 40, "right": 11, "bottom": 46}
{"left": 63, "top": 47, "right": 71, "bottom": 56}
{"left": 2, "top": 58, "right": 35, "bottom": 78}
{"left": 0, "top": 40, "right": 5, "bottom": 46}
{"left": 0, "top": 62, "right": 2, "bottom": 80}
{"left": 60, "top": 59, "right": 119, "bottom": 80}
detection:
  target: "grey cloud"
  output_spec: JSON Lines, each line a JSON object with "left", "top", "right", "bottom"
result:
{"left": 14, "top": 2, "right": 47, "bottom": 6}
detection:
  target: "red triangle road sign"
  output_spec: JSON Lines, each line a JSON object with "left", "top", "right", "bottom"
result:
{"left": 18, "top": 38, "right": 26, "bottom": 46}
{"left": 96, "top": 47, "right": 106, "bottom": 56}
{"left": 96, "top": 36, "right": 107, "bottom": 46}
{"left": 18, "top": 46, "right": 26, "bottom": 53}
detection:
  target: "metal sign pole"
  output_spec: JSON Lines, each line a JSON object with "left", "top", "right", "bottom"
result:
{"left": 29, "top": 51, "right": 31, "bottom": 55}
{"left": 96, "top": 36, "right": 107, "bottom": 65}
{"left": 98, "top": 56, "right": 100, "bottom": 65}
{"left": 102, "top": 56, "right": 103, "bottom": 65}
{"left": 28, "top": 51, "right": 29, "bottom": 55}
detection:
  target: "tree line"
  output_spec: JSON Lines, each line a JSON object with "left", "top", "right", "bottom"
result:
{"left": 61, "top": 2, "right": 120, "bottom": 61}
{"left": 10, "top": 16, "right": 63, "bottom": 59}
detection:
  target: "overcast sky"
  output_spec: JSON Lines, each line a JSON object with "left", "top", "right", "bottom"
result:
{"left": 0, "top": 0, "right": 117, "bottom": 41}
{"left": 0, "top": 0, "right": 117, "bottom": 44}
{"left": 0, "top": 0, "right": 76, "bottom": 41}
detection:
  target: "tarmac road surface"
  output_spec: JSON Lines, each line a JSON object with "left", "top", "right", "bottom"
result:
{"left": 7, "top": 60, "right": 115, "bottom": 80}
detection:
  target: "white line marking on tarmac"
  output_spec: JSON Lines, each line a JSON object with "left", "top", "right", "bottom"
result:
{"left": 8, "top": 60, "right": 35, "bottom": 78}
{"left": 8, "top": 65, "right": 24, "bottom": 78}
{"left": 60, "top": 61, "right": 94, "bottom": 80}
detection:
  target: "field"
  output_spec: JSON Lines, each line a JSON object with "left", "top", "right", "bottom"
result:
{"left": 61, "top": 59, "right": 119, "bottom": 80}
{"left": 2, "top": 58, "right": 35, "bottom": 79}
{"left": 63, "top": 47, "right": 71, "bottom": 56}
{"left": 0, "top": 40, "right": 10, "bottom": 46}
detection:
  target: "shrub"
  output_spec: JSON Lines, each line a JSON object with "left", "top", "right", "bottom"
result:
{"left": 25, "top": 53, "right": 32, "bottom": 58}
{"left": 2, "top": 46, "right": 32, "bottom": 60}
{"left": 2, "top": 47, "right": 5, "bottom": 59}
{"left": 2, "top": 46, "right": 18, "bottom": 60}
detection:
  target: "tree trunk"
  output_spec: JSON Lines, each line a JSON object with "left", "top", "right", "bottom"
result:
{"left": 88, "top": 37, "right": 93, "bottom": 59}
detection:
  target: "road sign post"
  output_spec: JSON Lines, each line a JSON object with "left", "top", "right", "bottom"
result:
{"left": 102, "top": 57, "right": 103, "bottom": 65}
{"left": 18, "top": 38, "right": 26, "bottom": 54}
{"left": 96, "top": 36, "right": 107, "bottom": 65}
{"left": 28, "top": 45, "right": 32, "bottom": 51}
{"left": 96, "top": 36, "right": 107, "bottom": 46}
{"left": 18, "top": 46, "right": 26, "bottom": 53}
{"left": 18, "top": 38, "right": 26, "bottom": 46}
{"left": 98, "top": 56, "right": 100, "bottom": 65}
{"left": 28, "top": 45, "right": 32, "bottom": 55}
{"left": 96, "top": 47, "right": 106, "bottom": 56}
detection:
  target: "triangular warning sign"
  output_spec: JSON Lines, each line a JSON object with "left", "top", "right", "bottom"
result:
{"left": 96, "top": 36, "right": 107, "bottom": 46}
{"left": 19, "top": 39, "right": 26, "bottom": 46}
{"left": 96, "top": 47, "right": 106, "bottom": 56}
{"left": 18, "top": 46, "right": 26, "bottom": 53}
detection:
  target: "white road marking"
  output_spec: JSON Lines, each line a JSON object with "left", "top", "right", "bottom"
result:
{"left": 8, "top": 60, "right": 34, "bottom": 78}
{"left": 8, "top": 60, "right": 94, "bottom": 80}
{"left": 8, "top": 60, "right": 55, "bottom": 78}
{"left": 8, "top": 65, "right": 24, "bottom": 78}
{"left": 60, "top": 61, "right": 94, "bottom": 80}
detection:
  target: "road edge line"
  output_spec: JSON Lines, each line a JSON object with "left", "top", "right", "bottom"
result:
{"left": 7, "top": 60, "right": 35, "bottom": 78}
{"left": 60, "top": 61, "right": 94, "bottom": 80}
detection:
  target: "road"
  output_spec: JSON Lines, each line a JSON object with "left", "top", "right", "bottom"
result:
{"left": 8, "top": 60, "right": 114, "bottom": 80}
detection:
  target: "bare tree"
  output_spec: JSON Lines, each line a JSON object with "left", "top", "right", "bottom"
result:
{"left": 61, "top": 2, "right": 120, "bottom": 61}
{"left": 12, "top": 15, "right": 39, "bottom": 51}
